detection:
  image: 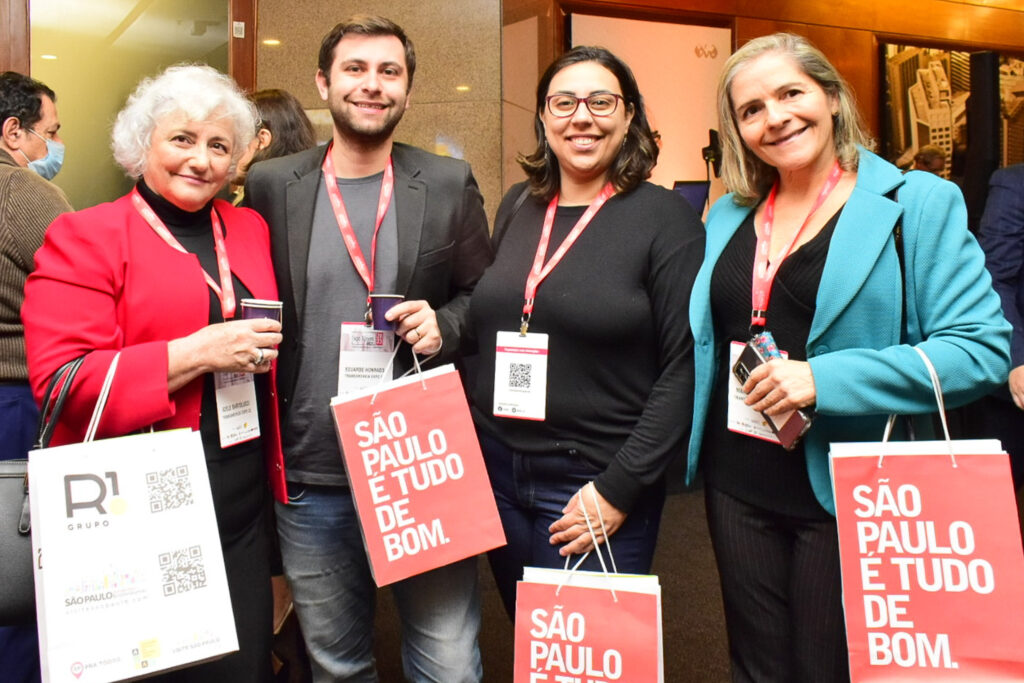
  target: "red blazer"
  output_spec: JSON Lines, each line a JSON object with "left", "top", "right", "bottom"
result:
{"left": 23, "top": 193, "right": 287, "bottom": 503}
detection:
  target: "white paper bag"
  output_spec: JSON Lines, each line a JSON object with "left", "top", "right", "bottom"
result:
{"left": 29, "top": 428, "right": 237, "bottom": 682}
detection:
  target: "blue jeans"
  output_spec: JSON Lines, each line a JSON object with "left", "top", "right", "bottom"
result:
{"left": 479, "top": 430, "right": 665, "bottom": 619}
{"left": 0, "top": 384, "right": 37, "bottom": 461}
{"left": 275, "top": 483, "right": 482, "bottom": 682}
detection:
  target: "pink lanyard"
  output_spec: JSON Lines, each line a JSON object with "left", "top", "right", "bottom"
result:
{"left": 750, "top": 161, "right": 843, "bottom": 329}
{"left": 321, "top": 143, "right": 395, "bottom": 309}
{"left": 131, "top": 188, "right": 236, "bottom": 319}
{"left": 520, "top": 182, "right": 615, "bottom": 334}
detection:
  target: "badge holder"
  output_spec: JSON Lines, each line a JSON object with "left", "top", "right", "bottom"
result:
{"left": 730, "top": 330, "right": 814, "bottom": 450}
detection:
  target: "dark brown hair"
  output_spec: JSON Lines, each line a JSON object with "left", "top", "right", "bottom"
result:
{"left": 518, "top": 46, "right": 658, "bottom": 200}
{"left": 250, "top": 89, "right": 316, "bottom": 164}
{"left": 317, "top": 15, "right": 416, "bottom": 89}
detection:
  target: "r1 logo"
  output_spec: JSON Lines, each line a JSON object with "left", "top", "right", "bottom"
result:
{"left": 64, "top": 472, "right": 119, "bottom": 517}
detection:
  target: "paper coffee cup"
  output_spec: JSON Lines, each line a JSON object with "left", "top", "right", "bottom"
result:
{"left": 369, "top": 294, "right": 403, "bottom": 331}
{"left": 240, "top": 299, "right": 283, "bottom": 323}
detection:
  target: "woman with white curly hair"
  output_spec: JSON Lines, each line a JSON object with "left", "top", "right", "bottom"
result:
{"left": 24, "top": 64, "right": 283, "bottom": 681}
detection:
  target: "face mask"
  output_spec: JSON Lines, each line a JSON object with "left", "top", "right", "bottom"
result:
{"left": 21, "top": 128, "right": 65, "bottom": 180}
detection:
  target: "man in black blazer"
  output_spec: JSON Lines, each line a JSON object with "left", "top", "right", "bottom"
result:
{"left": 966, "top": 163, "right": 1024, "bottom": 491}
{"left": 245, "top": 15, "right": 491, "bottom": 682}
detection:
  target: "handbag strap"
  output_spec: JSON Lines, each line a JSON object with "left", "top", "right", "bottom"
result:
{"left": 492, "top": 185, "right": 531, "bottom": 252}
{"left": 33, "top": 355, "right": 86, "bottom": 450}
{"left": 888, "top": 187, "right": 932, "bottom": 442}
{"left": 33, "top": 352, "right": 122, "bottom": 448}
{"left": 889, "top": 187, "right": 906, "bottom": 342}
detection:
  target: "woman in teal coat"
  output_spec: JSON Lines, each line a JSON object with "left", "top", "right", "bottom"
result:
{"left": 687, "top": 33, "right": 1010, "bottom": 682}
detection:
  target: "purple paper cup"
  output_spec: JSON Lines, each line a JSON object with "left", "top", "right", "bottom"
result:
{"left": 240, "top": 298, "right": 283, "bottom": 323}
{"left": 369, "top": 294, "right": 404, "bottom": 331}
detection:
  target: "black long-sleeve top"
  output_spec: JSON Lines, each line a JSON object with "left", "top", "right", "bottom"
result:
{"left": 469, "top": 181, "right": 705, "bottom": 512}
{"left": 702, "top": 209, "right": 839, "bottom": 519}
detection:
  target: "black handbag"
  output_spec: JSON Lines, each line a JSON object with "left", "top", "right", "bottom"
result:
{"left": 0, "top": 356, "right": 85, "bottom": 625}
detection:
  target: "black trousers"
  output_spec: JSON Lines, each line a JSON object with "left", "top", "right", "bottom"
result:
{"left": 705, "top": 487, "right": 849, "bottom": 683}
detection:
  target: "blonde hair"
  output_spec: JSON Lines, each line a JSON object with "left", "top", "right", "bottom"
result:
{"left": 716, "top": 33, "right": 874, "bottom": 205}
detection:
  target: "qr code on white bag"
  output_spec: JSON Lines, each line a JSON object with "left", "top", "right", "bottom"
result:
{"left": 146, "top": 465, "right": 194, "bottom": 512}
{"left": 158, "top": 545, "right": 207, "bottom": 596}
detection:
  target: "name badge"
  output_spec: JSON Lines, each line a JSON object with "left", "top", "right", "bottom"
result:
{"left": 726, "top": 340, "right": 790, "bottom": 444}
{"left": 493, "top": 330, "right": 548, "bottom": 421}
{"left": 339, "top": 322, "right": 395, "bottom": 395}
{"left": 214, "top": 371, "right": 260, "bottom": 448}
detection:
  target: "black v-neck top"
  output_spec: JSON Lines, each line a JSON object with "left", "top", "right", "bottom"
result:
{"left": 702, "top": 207, "right": 841, "bottom": 519}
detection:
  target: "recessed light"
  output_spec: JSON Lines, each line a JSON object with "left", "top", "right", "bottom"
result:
{"left": 455, "top": 85, "right": 470, "bottom": 92}
{"left": 262, "top": 39, "right": 282, "bottom": 46}
{"left": 40, "top": 54, "right": 58, "bottom": 60}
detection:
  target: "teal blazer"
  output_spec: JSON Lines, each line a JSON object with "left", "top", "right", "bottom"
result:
{"left": 687, "top": 148, "right": 1011, "bottom": 514}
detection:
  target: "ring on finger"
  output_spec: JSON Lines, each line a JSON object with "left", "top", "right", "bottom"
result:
{"left": 254, "top": 347, "right": 264, "bottom": 365}
{"left": 412, "top": 327, "right": 421, "bottom": 341}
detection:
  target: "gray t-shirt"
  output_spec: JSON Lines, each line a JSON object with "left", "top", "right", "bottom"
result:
{"left": 282, "top": 172, "right": 398, "bottom": 485}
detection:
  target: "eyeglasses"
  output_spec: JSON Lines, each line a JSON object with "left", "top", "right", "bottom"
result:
{"left": 545, "top": 93, "right": 624, "bottom": 118}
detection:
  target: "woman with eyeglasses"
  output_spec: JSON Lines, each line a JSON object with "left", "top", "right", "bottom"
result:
{"left": 468, "top": 45, "right": 705, "bottom": 617}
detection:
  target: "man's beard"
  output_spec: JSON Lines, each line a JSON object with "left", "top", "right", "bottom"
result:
{"left": 330, "top": 100, "right": 406, "bottom": 147}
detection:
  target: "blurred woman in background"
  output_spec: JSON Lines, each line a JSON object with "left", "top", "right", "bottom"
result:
{"left": 230, "top": 88, "right": 316, "bottom": 204}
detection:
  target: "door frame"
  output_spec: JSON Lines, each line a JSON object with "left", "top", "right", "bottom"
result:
{"left": 0, "top": 0, "right": 257, "bottom": 90}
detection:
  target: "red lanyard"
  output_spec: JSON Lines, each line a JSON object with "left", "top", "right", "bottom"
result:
{"left": 321, "top": 143, "right": 394, "bottom": 308}
{"left": 131, "top": 188, "right": 236, "bottom": 319}
{"left": 520, "top": 182, "right": 615, "bottom": 334}
{"left": 750, "top": 161, "right": 843, "bottom": 329}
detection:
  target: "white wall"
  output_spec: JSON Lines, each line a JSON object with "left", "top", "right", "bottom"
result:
{"left": 571, "top": 14, "right": 730, "bottom": 214}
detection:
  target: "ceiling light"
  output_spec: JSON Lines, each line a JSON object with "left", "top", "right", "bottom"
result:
{"left": 455, "top": 85, "right": 470, "bottom": 92}
{"left": 40, "top": 54, "right": 58, "bottom": 60}
{"left": 262, "top": 39, "right": 282, "bottom": 46}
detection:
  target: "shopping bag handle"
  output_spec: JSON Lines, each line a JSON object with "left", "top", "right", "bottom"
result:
{"left": 878, "top": 346, "right": 955, "bottom": 468}
{"left": 557, "top": 484, "right": 622, "bottom": 601}
{"left": 369, "top": 340, "right": 441, "bottom": 404}
{"left": 84, "top": 353, "right": 121, "bottom": 443}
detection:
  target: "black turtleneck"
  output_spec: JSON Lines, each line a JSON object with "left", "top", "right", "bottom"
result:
{"left": 134, "top": 182, "right": 266, "bottom": 532}
{"left": 136, "top": 180, "right": 220, "bottom": 293}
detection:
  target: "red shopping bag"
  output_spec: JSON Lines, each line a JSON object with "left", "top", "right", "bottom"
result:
{"left": 514, "top": 567, "right": 663, "bottom": 682}
{"left": 331, "top": 364, "right": 505, "bottom": 586}
{"left": 831, "top": 440, "right": 1024, "bottom": 681}
{"left": 831, "top": 347, "right": 1024, "bottom": 681}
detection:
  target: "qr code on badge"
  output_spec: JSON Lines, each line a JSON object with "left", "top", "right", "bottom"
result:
{"left": 146, "top": 466, "right": 194, "bottom": 513}
{"left": 159, "top": 545, "right": 207, "bottom": 596}
{"left": 508, "top": 362, "right": 531, "bottom": 389}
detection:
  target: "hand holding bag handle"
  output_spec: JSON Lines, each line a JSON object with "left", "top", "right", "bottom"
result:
{"left": 558, "top": 485, "right": 624, "bottom": 600}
